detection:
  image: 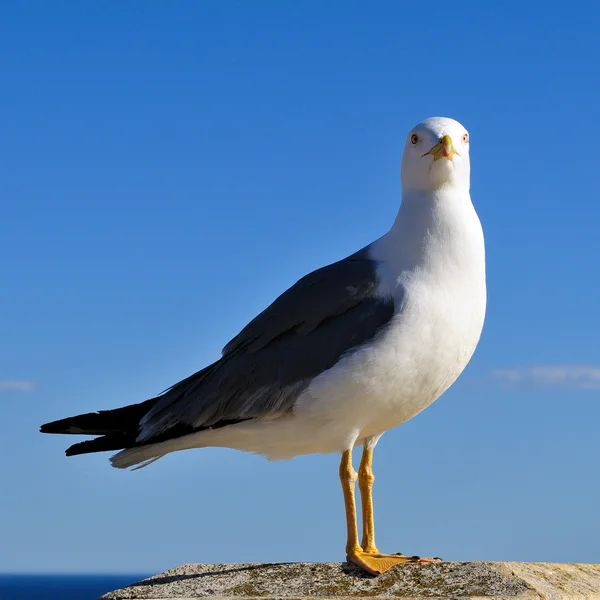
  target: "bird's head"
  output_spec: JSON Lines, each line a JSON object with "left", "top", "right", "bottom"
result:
{"left": 401, "top": 117, "right": 470, "bottom": 193}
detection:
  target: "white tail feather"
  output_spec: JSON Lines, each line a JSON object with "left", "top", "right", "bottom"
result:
{"left": 110, "top": 434, "right": 203, "bottom": 469}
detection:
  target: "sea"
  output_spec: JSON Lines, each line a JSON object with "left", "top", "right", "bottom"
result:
{"left": 0, "top": 574, "right": 151, "bottom": 600}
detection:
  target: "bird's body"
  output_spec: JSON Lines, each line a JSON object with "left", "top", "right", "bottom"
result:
{"left": 42, "top": 116, "right": 486, "bottom": 575}
{"left": 119, "top": 185, "right": 485, "bottom": 466}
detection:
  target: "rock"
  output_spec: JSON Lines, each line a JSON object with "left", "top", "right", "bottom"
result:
{"left": 100, "top": 561, "right": 600, "bottom": 599}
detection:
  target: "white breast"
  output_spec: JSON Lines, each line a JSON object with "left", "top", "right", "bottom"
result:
{"left": 298, "top": 187, "right": 487, "bottom": 444}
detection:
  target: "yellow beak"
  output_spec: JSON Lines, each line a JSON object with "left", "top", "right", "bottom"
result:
{"left": 423, "top": 134, "right": 458, "bottom": 161}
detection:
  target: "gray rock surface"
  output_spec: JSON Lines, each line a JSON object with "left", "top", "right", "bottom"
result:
{"left": 100, "top": 561, "right": 600, "bottom": 600}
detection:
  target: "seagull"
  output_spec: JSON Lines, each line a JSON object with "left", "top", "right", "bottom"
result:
{"left": 41, "top": 117, "right": 486, "bottom": 576}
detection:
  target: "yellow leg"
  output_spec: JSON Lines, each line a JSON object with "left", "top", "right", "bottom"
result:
{"left": 339, "top": 449, "right": 361, "bottom": 556}
{"left": 358, "top": 446, "right": 378, "bottom": 553}
{"left": 341, "top": 446, "right": 442, "bottom": 576}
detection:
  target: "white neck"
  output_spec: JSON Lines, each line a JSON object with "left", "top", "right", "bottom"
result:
{"left": 370, "top": 187, "right": 486, "bottom": 278}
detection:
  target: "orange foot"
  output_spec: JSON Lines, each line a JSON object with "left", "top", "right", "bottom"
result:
{"left": 347, "top": 549, "right": 442, "bottom": 576}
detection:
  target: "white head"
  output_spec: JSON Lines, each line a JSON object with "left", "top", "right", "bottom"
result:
{"left": 401, "top": 117, "right": 470, "bottom": 193}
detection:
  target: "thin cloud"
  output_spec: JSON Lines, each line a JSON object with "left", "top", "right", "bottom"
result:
{"left": 491, "top": 366, "right": 600, "bottom": 390}
{"left": 0, "top": 380, "right": 36, "bottom": 393}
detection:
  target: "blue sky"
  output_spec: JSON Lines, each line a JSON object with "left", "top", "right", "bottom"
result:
{"left": 2, "top": 0, "right": 600, "bottom": 574}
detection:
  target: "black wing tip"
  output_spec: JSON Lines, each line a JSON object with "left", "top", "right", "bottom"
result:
{"left": 40, "top": 419, "right": 69, "bottom": 434}
{"left": 64, "top": 433, "right": 134, "bottom": 456}
{"left": 65, "top": 442, "right": 88, "bottom": 457}
{"left": 40, "top": 415, "right": 94, "bottom": 434}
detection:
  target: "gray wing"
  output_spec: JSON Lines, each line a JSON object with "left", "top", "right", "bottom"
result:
{"left": 138, "top": 249, "right": 395, "bottom": 442}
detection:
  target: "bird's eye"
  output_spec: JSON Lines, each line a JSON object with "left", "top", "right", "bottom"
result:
{"left": 462, "top": 133, "right": 469, "bottom": 144}
{"left": 410, "top": 134, "right": 419, "bottom": 145}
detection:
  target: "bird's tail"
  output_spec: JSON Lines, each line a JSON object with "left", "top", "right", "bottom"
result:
{"left": 40, "top": 398, "right": 158, "bottom": 457}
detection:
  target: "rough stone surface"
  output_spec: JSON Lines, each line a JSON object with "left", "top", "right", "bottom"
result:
{"left": 100, "top": 561, "right": 600, "bottom": 600}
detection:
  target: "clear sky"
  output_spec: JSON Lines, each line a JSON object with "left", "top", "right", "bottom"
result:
{"left": 2, "top": 1, "right": 600, "bottom": 574}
